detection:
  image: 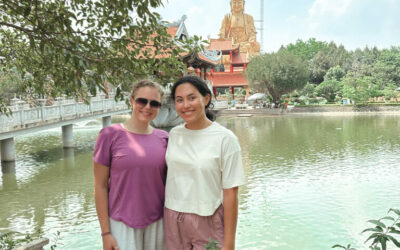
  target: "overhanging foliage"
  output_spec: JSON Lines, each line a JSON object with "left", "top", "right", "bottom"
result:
{"left": 0, "top": 0, "right": 199, "bottom": 112}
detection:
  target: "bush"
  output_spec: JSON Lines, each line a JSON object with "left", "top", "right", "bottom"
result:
{"left": 333, "top": 208, "right": 400, "bottom": 250}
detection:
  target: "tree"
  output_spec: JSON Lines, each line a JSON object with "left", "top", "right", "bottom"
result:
{"left": 382, "top": 83, "right": 400, "bottom": 102}
{"left": 246, "top": 51, "right": 309, "bottom": 106}
{"left": 0, "top": 0, "right": 196, "bottom": 113}
{"left": 342, "top": 73, "right": 377, "bottom": 105}
{"left": 0, "top": 67, "right": 24, "bottom": 102}
{"left": 326, "top": 42, "right": 350, "bottom": 70}
{"left": 371, "top": 47, "right": 400, "bottom": 87}
{"left": 324, "top": 65, "right": 346, "bottom": 81}
{"left": 350, "top": 46, "right": 380, "bottom": 67}
{"left": 314, "top": 66, "right": 346, "bottom": 102}
{"left": 283, "top": 38, "right": 329, "bottom": 62}
{"left": 315, "top": 79, "right": 343, "bottom": 102}
{"left": 282, "top": 38, "right": 351, "bottom": 85}
{"left": 309, "top": 51, "right": 331, "bottom": 84}
{"left": 299, "top": 82, "right": 316, "bottom": 98}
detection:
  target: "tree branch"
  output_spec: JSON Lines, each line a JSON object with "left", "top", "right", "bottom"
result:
{"left": 0, "top": 21, "right": 36, "bottom": 35}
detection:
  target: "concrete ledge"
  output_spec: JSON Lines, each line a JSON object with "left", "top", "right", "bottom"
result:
{"left": 14, "top": 238, "right": 49, "bottom": 250}
{"left": 215, "top": 105, "right": 400, "bottom": 116}
{"left": 288, "top": 105, "right": 400, "bottom": 113}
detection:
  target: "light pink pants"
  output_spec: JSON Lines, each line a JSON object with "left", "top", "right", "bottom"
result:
{"left": 164, "top": 205, "right": 224, "bottom": 250}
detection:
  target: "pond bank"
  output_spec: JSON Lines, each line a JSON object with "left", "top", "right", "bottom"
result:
{"left": 215, "top": 105, "right": 400, "bottom": 116}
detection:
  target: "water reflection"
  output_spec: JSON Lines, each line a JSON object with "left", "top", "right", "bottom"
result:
{"left": 0, "top": 125, "right": 101, "bottom": 247}
{"left": 219, "top": 115, "right": 400, "bottom": 249}
{"left": 63, "top": 148, "right": 75, "bottom": 168}
{"left": 1, "top": 161, "right": 17, "bottom": 191}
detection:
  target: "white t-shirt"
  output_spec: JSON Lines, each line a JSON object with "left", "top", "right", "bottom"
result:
{"left": 165, "top": 122, "right": 247, "bottom": 216}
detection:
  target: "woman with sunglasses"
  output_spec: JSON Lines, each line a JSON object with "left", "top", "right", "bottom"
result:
{"left": 164, "top": 76, "right": 246, "bottom": 250}
{"left": 94, "top": 80, "right": 167, "bottom": 250}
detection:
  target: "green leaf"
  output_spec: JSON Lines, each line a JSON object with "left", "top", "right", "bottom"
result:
{"left": 40, "top": 41, "right": 45, "bottom": 53}
{"left": 29, "top": 37, "right": 35, "bottom": 49}
{"left": 372, "top": 235, "right": 381, "bottom": 245}
{"left": 386, "top": 235, "right": 400, "bottom": 247}
{"left": 388, "top": 208, "right": 400, "bottom": 216}
{"left": 389, "top": 227, "right": 400, "bottom": 235}
{"left": 365, "top": 232, "right": 383, "bottom": 244}
{"left": 331, "top": 245, "right": 346, "bottom": 249}
{"left": 380, "top": 237, "right": 387, "bottom": 250}
{"left": 380, "top": 216, "right": 395, "bottom": 221}
{"left": 362, "top": 227, "right": 384, "bottom": 233}
{"left": 2, "top": 14, "right": 9, "bottom": 22}
{"left": 24, "top": 6, "right": 31, "bottom": 17}
{"left": 367, "top": 220, "right": 386, "bottom": 228}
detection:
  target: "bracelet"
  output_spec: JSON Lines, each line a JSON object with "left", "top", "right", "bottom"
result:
{"left": 101, "top": 232, "right": 111, "bottom": 237}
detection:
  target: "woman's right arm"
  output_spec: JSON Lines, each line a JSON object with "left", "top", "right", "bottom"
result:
{"left": 94, "top": 162, "right": 119, "bottom": 250}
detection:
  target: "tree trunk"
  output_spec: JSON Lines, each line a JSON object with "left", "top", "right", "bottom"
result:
{"left": 267, "top": 86, "right": 281, "bottom": 108}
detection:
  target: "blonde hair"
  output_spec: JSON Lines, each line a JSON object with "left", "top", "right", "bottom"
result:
{"left": 131, "top": 80, "right": 164, "bottom": 100}
{"left": 231, "top": 0, "right": 245, "bottom": 4}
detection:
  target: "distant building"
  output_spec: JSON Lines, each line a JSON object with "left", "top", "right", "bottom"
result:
{"left": 127, "top": 15, "right": 217, "bottom": 83}
{"left": 207, "top": 38, "right": 249, "bottom": 100}
{"left": 165, "top": 16, "right": 217, "bottom": 81}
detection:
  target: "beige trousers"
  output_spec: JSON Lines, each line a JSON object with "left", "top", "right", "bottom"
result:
{"left": 110, "top": 218, "right": 165, "bottom": 250}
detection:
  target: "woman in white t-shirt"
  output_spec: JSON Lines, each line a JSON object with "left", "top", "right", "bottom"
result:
{"left": 164, "top": 75, "right": 246, "bottom": 250}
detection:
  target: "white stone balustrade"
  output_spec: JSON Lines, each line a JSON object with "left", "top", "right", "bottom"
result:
{"left": 0, "top": 96, "right": 128, "bottom": 133}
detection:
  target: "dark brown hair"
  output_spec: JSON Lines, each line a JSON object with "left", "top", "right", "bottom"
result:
{"left": 171, "top": 75, "right": 215, "bottom": 121}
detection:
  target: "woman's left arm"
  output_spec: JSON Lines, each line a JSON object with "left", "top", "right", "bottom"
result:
{"left": 222, "top": 186, "right": 239, "bottom": 250}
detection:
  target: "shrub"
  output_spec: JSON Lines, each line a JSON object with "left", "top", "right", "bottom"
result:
{"left": 333, "top": 208, "right": 400, "bottom": 250}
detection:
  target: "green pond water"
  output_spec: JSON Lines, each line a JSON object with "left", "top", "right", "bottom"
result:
{"left": 0, "top": 114, "right": 400, "bottom": 250}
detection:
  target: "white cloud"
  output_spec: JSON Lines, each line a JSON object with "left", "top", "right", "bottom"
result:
{"left": 307, "top": 0, "right": 357, "bottom": 37}
{"left": 309, "top": 0, "right": 353, "bottom": 19}
{"left": 307, "top": 0, "right": 354, "bottom": 32}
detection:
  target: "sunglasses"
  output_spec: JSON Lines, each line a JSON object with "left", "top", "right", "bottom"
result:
{"left": 133, "top": 97, "right": 162, "bottom": 109}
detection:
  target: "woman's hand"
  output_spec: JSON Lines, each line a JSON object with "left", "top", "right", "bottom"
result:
{"left": 102, "top": 234, "right": 119, "bottom": 250}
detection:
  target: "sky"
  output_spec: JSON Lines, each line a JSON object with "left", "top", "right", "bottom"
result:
{"left": 155, "top": 0, "right": 400, "bottom": 52}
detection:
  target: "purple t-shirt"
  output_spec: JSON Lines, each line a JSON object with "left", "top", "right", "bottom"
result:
{"left": 93, "top": 123, "right": 168, "bottom": 228}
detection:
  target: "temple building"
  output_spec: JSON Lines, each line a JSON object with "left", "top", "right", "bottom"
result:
{"left": 165, "top": 16, "right": 217, "bottom": 81}
{"left": 129, "top": 15, "right": 217, "bottom": 83}
{"left": 207, "top": 38, "right": 249, "bottom": 100}
{"left": 207, "top": 0, "right": 261, "bottom": 101}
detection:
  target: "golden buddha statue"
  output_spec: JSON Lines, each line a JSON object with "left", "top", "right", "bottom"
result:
{"left": 219, "top": 0, "right": 260, "bottom": 55}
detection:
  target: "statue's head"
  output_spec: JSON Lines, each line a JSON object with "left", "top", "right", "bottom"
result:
{"left": 230, "top": 0, "right": 245, "bottom": 14}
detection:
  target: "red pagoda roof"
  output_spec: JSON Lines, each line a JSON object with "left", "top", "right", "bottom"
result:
{"left": 182, "top": 52, "right": 217, "bottom": 66}
{"left": 197, "top": 53, "right": 218, "bottom": 65}
{"left": 167, "top": 26, "right": 179, "bottom": 37}
{"left": 211, "top": 72, "right": 247, "bottom": 86}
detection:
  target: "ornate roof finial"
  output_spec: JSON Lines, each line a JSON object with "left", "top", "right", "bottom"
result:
{"left": 181, "top": 15, "right": 187, "bottom": 22}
